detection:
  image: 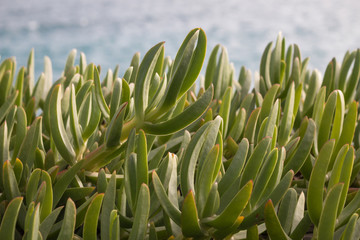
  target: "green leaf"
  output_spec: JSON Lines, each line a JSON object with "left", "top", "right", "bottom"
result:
{"left": 302, "top": 70, "right": 321, "bottom": 115}
{"left": 143, "top": 84, "right": 213, "bottom": 135}
{"left": 39, "top": 206, "right": 63, "bottom": 240}
{"left": 250, "top": 148, "right": 278, "bottom": 206}
{"left": 101, "top": 172, "right": 116, "bottom": 240}
{"left": 219, "top": 87, "right": 232, "bottom": 136}
{"left": 0, "top": 90, "right": 18, "bottom": 124}
{"left": 136, "top": 130, "right": 148, "bottom": 199}
{"left": 152, "top": 171, "right": 181, "bottom": 226}
{"left": 205, "top": 45, "right": 221, "bottom": 89}
{"left": 57, "top": 198, "right": 76, "bottom": 240}
{"left": 240, "top": 170, "right": 294, "bottom": 229}
{"left": 259, "top": 42, "right": 273, "bottom": 93}
{"left": 14, "top": 67, "right": 25, "bottom": 106}
{"left": 105, "top": 102, "right": 127, "bottom": 148}
{"left": 291, "top": 191, "right": 305, "bottom": 233}
{"left": 94, "top": 66, "right": 110, "bottom": 119}
{"left": 109, "top": 210, "right": 120, "bottom": 240}
{"left": 318, "top": 183, "right": 344, "bottom": 240}
{"left": 69, "top": 84, "right": 84, "bottom": 154}
{"left": 340, "top": 213, "right": 359, "bottom": 240}
{"left": 82, "top": 90, "right": 102, "bottom": 141}
{"left": 134, "top": 42, "right": 165, "bottom": 121}
{"left": 344, "top": 49, "right": 360, "bottom": 104}
{"left": 283, "top": 118, "right": 315, "bottom": 175}
{"left": 181, "top": 190, "right": 203, "bottom": 237}
{"left": 49, "top": 84, "right": 75, "bottom": 165}
{"left": 0, "top": 197, "right": 23, "bottom": 240}
{"left": 264, "top": 200, "right": 290, "bottom": 240}
{"left": 278, "top": 188, "right": 297, "bottom": 234}
{"left": 204, "top": 180, "right": 252, "bottom": 229}
{"left": 129, "top": 184, "right": 150, "bottom": 240}
{"left": 218, "top": 138, "right": 249, "bottom": 196}
{"left": 307, "top": 139, "right": 335, "bottom": 226}
{"left": 53, "top": 160, "right": 84, "bottom": 206}
{"left": 196, "top": 145, "right": 219, "bottom": 216}
{"left": 26, "top": 203, "right": 40, "bottom": 240}
{"left": 331, "top": 100, "right": 358, "bottom": 168}
{"left": 240, "top": 137, "right": 271, "bottom": 187}
{"left": 243, "top": 108, "right": 261, "bottom": 144}
{"left": 83, "top": 193, "right": 104, "bottom": 240}
{"left": 3, "top": 160, "right": 21, "bottom": 200}
{"left": 337, "top": 189, "right": 360, "bottom": 228}
{"left": 109, "top": 78, "right": 122, "bottom": 120}
{"left": 156, "top": 28, "right": 207, "bottom": 116}
{"left": 228, "top": 107, "right": 246, "bottom": 142}
{"left": 317, "top": 91, "right": 337, "bottom": 150}
{"left": 278, "top": 82, "right": 295, "bottom": 146}
{"left": 259, "top": 84, "right": 280, "bottom": 122}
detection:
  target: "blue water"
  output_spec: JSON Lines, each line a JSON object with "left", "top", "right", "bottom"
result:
{"left": 1, "top": 0, "right": 360, "bottom": 79}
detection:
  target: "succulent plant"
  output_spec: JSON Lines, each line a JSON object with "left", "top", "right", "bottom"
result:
{"left": 0, "top": 28, "right": 360, "bottom": 239}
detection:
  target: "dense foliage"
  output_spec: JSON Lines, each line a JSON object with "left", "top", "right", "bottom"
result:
{"left": 1, "top": 28, "right": 360, "bottom": 239}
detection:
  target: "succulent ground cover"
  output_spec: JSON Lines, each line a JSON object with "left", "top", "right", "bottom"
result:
{"left": 1, "top": 28, "right": 360, "bottom": 239}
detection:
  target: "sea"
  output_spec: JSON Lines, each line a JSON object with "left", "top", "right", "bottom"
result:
{"left": 1, "top": 0, "right": 360, "bottom": 80}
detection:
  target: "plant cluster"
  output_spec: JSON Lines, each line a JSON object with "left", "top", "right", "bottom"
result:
{"left": 0, "top": 28, "right": 360, "bottom": 239}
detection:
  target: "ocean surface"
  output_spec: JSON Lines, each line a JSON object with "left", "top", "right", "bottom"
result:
{"left": 1, "top": 0, "right": 360, "bottom": 80}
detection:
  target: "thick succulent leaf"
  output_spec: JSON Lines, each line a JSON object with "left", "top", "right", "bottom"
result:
{"left": 240, "top": 170, "right": 294, "bottom": 229}
{"left": 344, "top": 49, "right": 360, "bottom": 104}
{"left": 181, "top": 190, "right": 203, "bottom": 237}
{"left": 317, "top": 91, "right": 337, "bottom": 150}
{"left": 196, "top": 145, "right": 219, "bottom": 216}
{"left": 331, "top": 100, "right": 358, "bottom": 168}
{"left": 3, "top": 160, "right": 21, "bottom": 200}
{"left": 0, "top": 197, "right": 23, "bottom": 239}
{"left": 83, "top": 193, "right": 104, "bottom": 240}
{"left": 318, "top": 183, "right": 344, "bottom": 240}
{"left": 264, "top": 200, "right": 290, "bottom": 240}
{"left": 134, "top": 42, "right": 164, "bottom": 121}
{"left": 0, "top": 90, "right": 18, "bottom": 124}
{"left": 94, "top": 66, "right": 110, "bottom": 119}
{"left": 204, "top": 180, "right": 252, "bottom": 229}
{"left": 69, "top": 84, "right": 84, "bottom": 153}
{"left": 240, "top": 137, "right": 271, "bottom": 187}
{"left": 101, "top": 172, "right": 116, "bottom": 240}
{"left": 157, "top": 28, "right": 206, "bottom": 116}
{"left": 277, "top": 188, "right": 297, "bottom": 234}
{"left": 57, "top": 198, "right": 76, "bottom": 240}
{"left": 340, "top": 213, "right": 359, "bottom": 240}
{"left": 259, "top": 84, "right": 280, "bottom": 122}
{"left": 218, "top": 138, "right": 249, "bottom": 196}
{"left": 152, "top": 171, "right": 181, "bottom": 226}
{"left": 129, "top": 184, "right": 150, "bottom": 240}
{"left": 307, "top": 139, "right": 335, "bottom": 226}
{"left": 25, "top": 203, "right": 40, "bottom": 240}
{"left": 250, "top": 148, "right": 278, "bottom": 206}
{"left": 49, "top": 84, "right": 75, "bottom": 165}
{"left": 136, "top": 130, "right": 148, "bottom": 198}
{"left": 39, "top": 206, "right": 63, "bottom": 239}
{"left": 104, "top": 102, "right": 127, "bottom": 148}
{"left": 337, "top": 189, "right": 360, "bottom": 228}
{"left": 291, "top": 192, "right": 305, "bottom": 233}
{"left": 218, "top": 87, "right": 231, "bottom": 136}
{"left": 283, "top": 118, "right": 315, "bottom": 175}
{"left": 53, "top": 160, "right": 84, "bottom": 206}
{"left": 124, "top": 153, "right": 137, "bottom": 211}
{"left": 143, "top": 84, "right": 213, "bottom": 135}
{"left": 278, "top": 82, "right": 295, "bottom": 146}
{"left": 243, "top": 108, "right": 261, "bottom": 144}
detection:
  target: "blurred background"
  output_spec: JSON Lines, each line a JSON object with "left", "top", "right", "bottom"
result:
{"left": 1, "top": 0, "right": 360, "bottom": 79}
